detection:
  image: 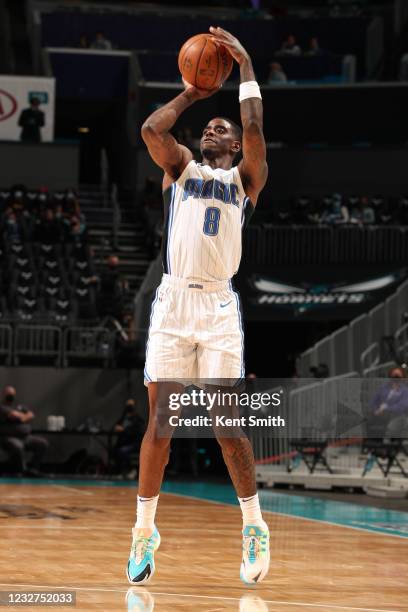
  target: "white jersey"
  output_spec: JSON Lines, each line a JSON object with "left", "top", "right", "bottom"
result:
{"left": 162, "top": 160, "right": 253, "bottom": 282}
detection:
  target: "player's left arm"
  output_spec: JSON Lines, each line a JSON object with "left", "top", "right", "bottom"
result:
{"left": 210, "top": 27, "right": 268, "bottom": 206}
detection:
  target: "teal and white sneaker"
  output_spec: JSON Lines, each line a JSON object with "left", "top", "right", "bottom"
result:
{"left": 240, "top": 524, "right": 270, "bottom": 585}
{"left": 126, "top": 527, "right": 161, "bottom": 585}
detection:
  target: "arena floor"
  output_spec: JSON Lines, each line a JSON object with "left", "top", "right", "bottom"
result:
{"left": 0, "top": 479, "right": 406, "bottom": 611}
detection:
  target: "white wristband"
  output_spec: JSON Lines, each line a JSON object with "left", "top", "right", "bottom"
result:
{"left": 239, "top": 80, "right": 262, "bottom": 103}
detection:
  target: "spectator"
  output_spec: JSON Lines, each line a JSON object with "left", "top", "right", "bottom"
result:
{"left": 276, "top": 35, "right": 301, "bottom": 56}
{"left": 18, "top": 97, "right": 45, "bottom": 143}
{"left": 368, "top": 367, "right": 408, "bottom": 438}
{"left": 267, "top": 62, "right": 288, "bottom": 84}
{"left": 305, "top": 37, "right": 324, "bottom": 56}
{"left": 0, "top": 386, "right": 48, "bottom": 476}
{"left": 320, "top": 193, "right": 349, "bottom": 225}
{"left": 65, "top": 215, "right": 88, "bottom": 245}
{"left": 4, "top": 210, "right": 24, "bottom": 242}
{"left": 91, "top": 31, "right": 113, "bottom": 51}
{"left": 78, "top": 33, "right": 89, "bottom": 49}
{"left": 113, "top": 399, "right": 145, "bottom": 477}
{"left": 96, "top": 254, "right": 128, "bottom": 319}
{"left": 350, "top": 196, "right": 375, "bottom": 225}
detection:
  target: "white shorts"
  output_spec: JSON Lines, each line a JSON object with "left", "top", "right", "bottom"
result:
{"left": 144, "top": 274, "right": 244, "bottom": 385}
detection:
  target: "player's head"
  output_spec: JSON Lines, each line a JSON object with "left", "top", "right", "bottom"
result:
{"left": 200, "top": 117, "right": 242, "bottom": 162}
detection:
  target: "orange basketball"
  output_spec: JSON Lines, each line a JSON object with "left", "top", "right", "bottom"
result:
{"left": 178, "top": 33, "right": 233, "bottom": 90}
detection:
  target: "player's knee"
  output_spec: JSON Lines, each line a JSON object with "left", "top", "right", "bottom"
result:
{"left": 144, "top": 426, "right": 172, "bottom": 451}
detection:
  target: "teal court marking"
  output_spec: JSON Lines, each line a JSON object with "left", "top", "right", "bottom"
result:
{"left": 0, "top": 477, "right": 407, "bottom": 538}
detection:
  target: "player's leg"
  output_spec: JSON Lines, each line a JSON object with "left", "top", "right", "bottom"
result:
{"left": 211, "top": 401, "right": 270, "bottom": 584}
{"left": 127, "top": 381, "right": 182, "bottom": 585}
{"left": 198, "top": 286, "right": 270, "bottom": 584}
{"left": 128, "top": 279, "right": 196, "bottom": 585}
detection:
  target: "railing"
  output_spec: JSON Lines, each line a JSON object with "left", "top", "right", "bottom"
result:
{"left": 244, "top": 225, "right": 408, "bottom": 265}
{"left": 63, "top": 327, "right": 114, "bottom": 367}
{"left": 251, "top": 372, "right": 360, "bottom": 469}
{"left": 0, "top": 323, "right": 146, "bottom": 369}
{"left": 363, "top": 361, "right": 395, "bottom": 378}
{"left": 14, "top": 325, "right": 62, "bottom": 366}
{"left": 0, "top": 324, "right": 13, "bottom": 365}
{"left": 360, "top": 342, "right": 380, "bottom": 373}
{"left": 297, "top": 278, "right": 408, "bottom": 377}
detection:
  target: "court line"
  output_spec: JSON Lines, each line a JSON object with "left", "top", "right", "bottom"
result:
{"left": 162, "top": 491, "right": 408, "bottom": 540}
{"left": 0, "top": 583, "right": 401, "bottom": 612}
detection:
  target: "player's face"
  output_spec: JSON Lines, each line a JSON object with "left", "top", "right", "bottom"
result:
{"left": 200, "top": 119, "right": 240, "bottom": 158}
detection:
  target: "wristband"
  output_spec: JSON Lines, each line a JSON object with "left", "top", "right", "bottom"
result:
{"left": 239, "top": 81, "right": 262, "bottom": 103}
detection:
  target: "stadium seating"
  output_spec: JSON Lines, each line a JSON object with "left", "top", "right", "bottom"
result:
{"left": 0, "top": 184, "right": 148, "bottom": 367}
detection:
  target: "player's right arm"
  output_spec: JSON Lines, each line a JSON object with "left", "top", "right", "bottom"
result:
{"left": 141, "top": 84, "right": 218, "bottom": 184}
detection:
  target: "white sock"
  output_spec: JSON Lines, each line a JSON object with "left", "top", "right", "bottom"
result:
{"left": 238, "top": 493, "right": 268, "bottom": 530}
{"left": 134, "top": 494, "right": 159, "bottom": 531}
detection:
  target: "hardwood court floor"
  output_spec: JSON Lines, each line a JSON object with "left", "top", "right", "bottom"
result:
{"left": 0, "top": 481, "right": 406, "bottom": 611}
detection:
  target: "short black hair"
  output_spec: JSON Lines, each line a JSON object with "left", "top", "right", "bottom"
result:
{"left": 217, "top": 117, "right": 242, "bottom": 142}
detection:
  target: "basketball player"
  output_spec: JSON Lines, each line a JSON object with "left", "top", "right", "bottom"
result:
{"left": 127, "top": 27, "right": 269, "bottom": 585}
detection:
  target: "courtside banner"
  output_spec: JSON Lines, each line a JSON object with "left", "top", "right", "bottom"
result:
{"left": 237, "top": 265, "right": 408, "bottom": 321}
{"left": 0, "top": 75, "right": 55, "bottom": 142}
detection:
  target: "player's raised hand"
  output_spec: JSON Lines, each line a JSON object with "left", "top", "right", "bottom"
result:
{"left": 209, "top": 26, "right": 249, "bottom": 65}
{"left": 182, "top": 77, "right": 220, "bottom": 100}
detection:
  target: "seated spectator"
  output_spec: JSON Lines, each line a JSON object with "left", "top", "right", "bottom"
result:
{"left": 276, "top": 35, "right": 302, "bottom": 56}
{"left": 113, "top": 399, "right": 145, "bottom": 477}
{"left": 350, "top": 196, "right": 375, "bottom": 225}
{"left": 0, "top": 386, "right": 48, "bottom": 476}
{"left": 4, "top": 210, "right": 25, "bottom": 242}
{"left": 267, "top": 62, "right": 288, "bottom": 84}
{"left": 65, "top": 215, "right": 88, "bottom": 245}
{"left": 305, "top": 37, "right": 324, "bottom": 56}
{"left": 320, "top": 194, "right": 349, "bottom": 225}
{"left": 78, "top": 33, "right": 89, "bottom": 49}
{"left": 368, "top": 367, "right": 408, "bottom": 438}
{"left": 91, "top": 31, "right": 113, "bottom": 51}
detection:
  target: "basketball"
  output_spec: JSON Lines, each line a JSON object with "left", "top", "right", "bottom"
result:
{"left": 178, "top": 33, "right": 233, "bottom": 90}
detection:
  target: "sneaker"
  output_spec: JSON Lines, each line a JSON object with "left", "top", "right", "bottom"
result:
{"left": 240, "top": 524, "right": 270, "bottom": 585}
{"left": 126, "top": 527, "right": 161, "bottom": 585}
